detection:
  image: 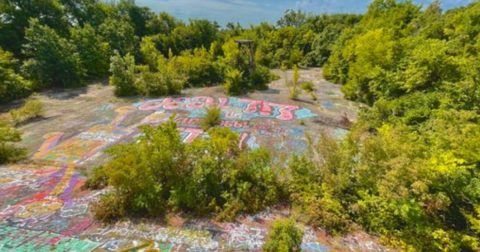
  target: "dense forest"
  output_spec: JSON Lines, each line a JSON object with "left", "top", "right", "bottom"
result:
{"left": 2, "top": 0, "right": 480, "bottom": 251}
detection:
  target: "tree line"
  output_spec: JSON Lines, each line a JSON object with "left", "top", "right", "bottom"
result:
{"left": 0, "top": 0, "right": 360, "bottom": 103}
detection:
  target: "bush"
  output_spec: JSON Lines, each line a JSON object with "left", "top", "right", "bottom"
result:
{"left": 201, "top": 105, "right": 222, "bottom": 131}
{"left": 10, "top": 97, "right": 44, "bottom": 125}
{"left": 156, "top": 57, "right": 185, "bottom": 95}
{"left": 263, "top": 219, "right": 304, "bottom": 252}
{"left": 289, "top": 88, "right": 300, "bottom": 100}
{"left": 109, "top": 51, "right": 137, "bottom": 96}
{"left": 135, "top": 66, "right": 169, "bottom": 97}
{"left": 0, "top": 48, "right": 31, "bottom": 104}
{"left": 299, "top": 82, "right": 314, "bottom": 92}
{"left": 288, "top": 154, "right": 352, "bottom": 235}
{"left": 176, "top": 47, "right": 222, "bottom": 87}
{"left": 83, "top": 166, "right": 109, "bottom": 190}
{"left": 289, "top": 66, "right": 301, "bottom": 100}
{"left": 224, "top": 68, "right": 244, "bottom": 96}
{"left": 91, "top": 192, "right": 125, "bottom": 223}
{"left": 92, "top": 119, "right": 282, "bottom": 221}
{"left": 0, "top": 120, "right": 26, "bottom": 164}
{"left": 249, "top": 65, "right": 273, "bottom": 90}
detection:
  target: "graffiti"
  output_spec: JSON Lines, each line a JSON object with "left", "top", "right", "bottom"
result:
{"left": 340, "top": 234, "right": 388, "bottom": 252}
{"left": 134, "top": 97, "right": 316, "bottom": 121}
{"left": 0, "top": 96, "right": 386, "bottom": 252}
{"left": 176, "top": 117, "right": 250, "bottom": 129}
{"left": 321, "top": 101, "right": 334, "bottom": 108}
{"left": 120, "top": 242, "right": 172, "bottom": 252}
{"left": 84, "top": 222, "right": 220, "bottom": 251}
{"left": 302, "top": 243, "right": 330, "bottom": 252}
{"left": 224, "top": 224, "right": 266, "bottom": 251}
{"left": 94, "top": 103, "right": 114, "bottom": 112}
{"left": 0, "top": 225, "right": 99, "bottom": 252}
{"left": 295, "top": 108, "right": 317, "bottom": 119}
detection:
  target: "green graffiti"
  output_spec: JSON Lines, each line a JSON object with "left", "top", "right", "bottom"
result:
{"left": 0, "top": 225, "right": 99, "bottom": 252}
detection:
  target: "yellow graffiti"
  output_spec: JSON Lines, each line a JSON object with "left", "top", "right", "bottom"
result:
{"left": 51, "top": 163, "right": 75, "bottom": 197}
{"left": 118, "top": 242, "right": 165, "bottom": 252}
{"left": 14, "top": 200, "right": 62, "bottom": 219}
{"left": 33, "top": 132, "right": 64, "bottom": 160}
{"left": 111, "top": 106, "right": 137, "bottom": 126}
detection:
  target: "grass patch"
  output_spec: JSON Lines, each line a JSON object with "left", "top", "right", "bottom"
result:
{"left": 10, "top": 97, "right": 44, "bottom": 125}
{"left": 201, "top": 105, "right": 222, "bottom": 131}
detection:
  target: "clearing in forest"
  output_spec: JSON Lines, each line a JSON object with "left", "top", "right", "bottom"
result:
{"left": 0, "top": 69, "right": 384, "bottom": 252}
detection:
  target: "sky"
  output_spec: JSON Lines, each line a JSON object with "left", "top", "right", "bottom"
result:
{"left": 135, "top": 0, "right": 475, "bottom": 26}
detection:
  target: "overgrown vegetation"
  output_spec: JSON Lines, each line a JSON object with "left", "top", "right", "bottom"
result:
{"left": 4, "top": 0, "right": 480, "bottom": 250}
{"left": 0, "top": 0, "right": 360, "bottom": 103}
{"left": 201, "top": 105, "right": 222, "bottom": 131}
{"left": 263, "top": 219, "right": 304, "bottom": 252}
{"left": 288, "top": 0, "right": 480, "bottom": 250}
{"left": 90, "top": 118, "right": 282, "bottom": 222}
{"left": 10, "top": 98, "right": 44, "bottom": 125}
{"left": 289, "top": 65, "right": 301, "bottom": 100}
{"left": 0, "top": 48, "right": 31, "bottom": 103}
{"left": 83, "top": 166, "right": 109, "bottom": 190}
{"left": 0, "top": 120, "right": 26, "bottom": 164}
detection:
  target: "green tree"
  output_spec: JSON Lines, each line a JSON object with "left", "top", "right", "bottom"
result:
{"left": 115, "top": 0, "right": 154, "bottom": 37}
{"left": 109, "top": 51, "right": 136, "bottom": 96}
{"left": 317, "top": 1, "right": 480, "bottom": 250}
{"left": 139, "top": 36, "right": 164, "bottom": 71}
{"left": 0, "top": 48, "right": 30, "bottom": 103}
{"left": 70, "top": 24, "right": 110, "bottom": 79}
{"left": 99, "top": 17, "right": 138, "bottom": 55}
{"left": 22, "top": 19, "right": 85, "bottom": 88}
{"left": 277, "top": 10, "right": 308, "bottom": 28}
{"left": 60, "top": 0, "right": 112, "bottom": 27}
{"left": 0, "top": 0, "right": 68, "bottom": 56}
{"left": 146, "top": 12, "right": 179, "bottom": 35}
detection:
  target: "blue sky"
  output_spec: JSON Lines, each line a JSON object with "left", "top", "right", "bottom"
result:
{"left": 135, "top": 0, "right": 474, "bottom": 26}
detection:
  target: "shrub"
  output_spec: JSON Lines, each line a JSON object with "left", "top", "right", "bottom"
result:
{"left": 0, "top": 48, "right": 31, "bottom": 103}
{"left": 249, "top": 65, "right": 273, "bottom": 90}
{"left": 91, "top": 119, "right": 282, "bottom": 221}
{"left": 176, "top": 47, "right": 222, "bottom": 87}
{"left": 10, "top": 97, "right": 44, "bottom": 125}
{"left": 91, "top": 192, "right": 125, "bottom": 223}
{"left": 289, "top": 66, "right": 301, "bottom": 100}
{"left": 263, "top": 219, "right": 304, "bottom": 252}
{"left": 109, "top": 51, "right": 137, "bottom": 96}
{"left": 157, "top": 57, "right": 185, "bottom": 95}
{"left": 135, "top": 66, "right": 168, "bottom": 97}
{"left": 224, "top": 68, "right": 244, "bottom": 96}
{"left": 0, "top": 120, "right": 26, "bottom": 164}
{"left": 299, "top": 82, "right": 314, "bottom": 92}
{"left": 289, "top": 88, "right": 300, "bottom": 100}
{"left": 83, "top": 166, "right": 109, "bottom": 190}
{"left": 201, "top": 105, "right": 222, "bottom": 131}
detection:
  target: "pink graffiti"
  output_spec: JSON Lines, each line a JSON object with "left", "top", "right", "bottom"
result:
{"left": 179, "top": 128, "right": 204, "bottom": 143}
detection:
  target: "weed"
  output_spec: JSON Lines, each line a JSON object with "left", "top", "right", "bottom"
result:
{"left": 201, "top": 105, "right": 222, "bottom": 131}
{"left": 300, "top": 82, "right": 314, "bottom": 92}
{"left": 10, "top": 97, "right": 44, "bottom": 125}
